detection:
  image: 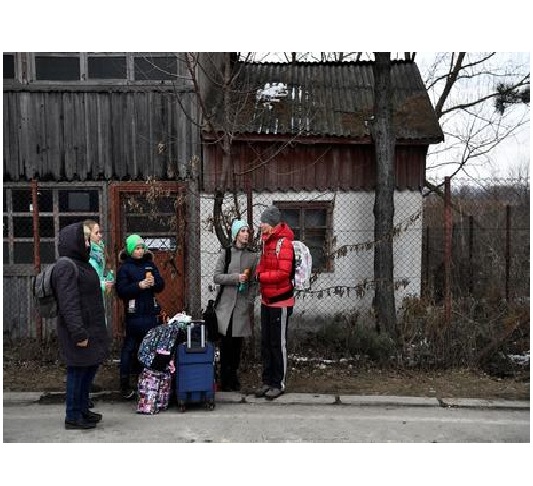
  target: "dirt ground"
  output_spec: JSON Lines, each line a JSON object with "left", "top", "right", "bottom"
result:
{"left": 3, "top": 357, "right": 530, "bottom": 400}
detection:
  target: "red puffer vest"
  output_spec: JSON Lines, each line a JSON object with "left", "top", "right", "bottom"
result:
{"left": 255, "top": 223, "right": 295, "bottom": 304}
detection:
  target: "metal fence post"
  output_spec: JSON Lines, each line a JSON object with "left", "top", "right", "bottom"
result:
{"left": 444, "top": 177, "right": 452, "bottom": 327}
{"left": 31, "top": 179, "right": 42, "bottom": 343}
{"left": 469, "top": 215, "right": 474, "bottom": 295}
{"left": 505, "top": 204, "right": 511, "bottom": 301}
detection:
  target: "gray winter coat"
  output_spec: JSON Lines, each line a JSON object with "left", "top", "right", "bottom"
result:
{"left": 213, "top": 245, "right": 259, "bottom": 337}
{"left": 51, "top": 222, "right": 110, "bottom": 367}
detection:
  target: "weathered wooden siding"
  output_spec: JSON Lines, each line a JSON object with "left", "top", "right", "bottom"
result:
{"left": 2, "top": 270, "right": 63, "bottom": 339}
{"left": 203, "top": 141, "right": 428, "bottom": 192}
{"left": 3, "top": 87, "right": 200, "bottom": 182}
{"left": 3, "top": 274, "right": 38, "bottom": 339}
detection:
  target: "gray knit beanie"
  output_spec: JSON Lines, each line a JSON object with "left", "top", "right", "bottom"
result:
{"left": 260, "top": 205, "right": 281, "bottom": 226}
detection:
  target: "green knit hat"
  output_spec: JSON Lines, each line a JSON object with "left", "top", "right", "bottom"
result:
{"left": 126, "top": 234, "right": 146, "bottom": 255}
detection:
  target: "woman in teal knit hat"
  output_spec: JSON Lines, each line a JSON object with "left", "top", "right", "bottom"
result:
{"left": 213, "top": 219, "right": 258, "bottom": 391}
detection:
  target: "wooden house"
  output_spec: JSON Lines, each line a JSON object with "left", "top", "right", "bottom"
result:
{"left": 3, "top": 52, "right": 210, "bottom": 339}
{"left": 3, "top": 53, "right": 444, "bottom": 340}
{"left": 199, "top": 60, "right": 444, "bottom": 332}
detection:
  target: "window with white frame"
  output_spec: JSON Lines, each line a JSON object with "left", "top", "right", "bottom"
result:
{"left": 275, "top": 200, "right": 333, "bottom": 272}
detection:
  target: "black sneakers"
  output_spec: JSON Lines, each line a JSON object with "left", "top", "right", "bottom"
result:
{"left": 65, "top": 419, "right": 96, "bottom": 430}
{"left": 82, "top": 410, "right": 102, "bottom": 423}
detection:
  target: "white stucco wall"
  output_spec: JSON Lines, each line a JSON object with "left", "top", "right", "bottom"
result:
{"left": 199, "top": 190, "right": 423, "bottom": 331}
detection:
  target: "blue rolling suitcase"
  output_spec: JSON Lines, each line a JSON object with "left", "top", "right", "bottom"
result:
{"left": 175, "top": 321, "right": 216, "bottom": 412}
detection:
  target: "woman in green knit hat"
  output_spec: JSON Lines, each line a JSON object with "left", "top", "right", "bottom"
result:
{"left": 115, "top": 234, "right": 165, "bottom": 399}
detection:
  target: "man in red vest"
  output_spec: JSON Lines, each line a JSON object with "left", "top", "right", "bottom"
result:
{"left": 254, "top": 205, "right": 295, "bottom": 400}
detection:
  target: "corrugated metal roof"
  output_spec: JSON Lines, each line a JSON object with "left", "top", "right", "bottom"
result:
{"left": 210, "top": 60, "right": 443, "bottom": 143}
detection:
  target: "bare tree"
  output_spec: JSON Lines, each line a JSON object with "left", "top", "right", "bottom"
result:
{"left": 421, "top": 52, "right": 530, "bottom": 189}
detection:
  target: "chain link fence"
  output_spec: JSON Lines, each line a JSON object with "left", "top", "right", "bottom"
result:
{"left": 198, "top": 179, "right": 529, "bottom": 369}
{"left": 4, "top": 178, "right": 529, "bottom": 371}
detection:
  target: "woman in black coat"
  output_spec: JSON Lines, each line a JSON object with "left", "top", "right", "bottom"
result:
{"left": 51, "top": 221, "right": 110, "bottom": 430}
{"left": 115, "top": 234, "right": 165, "bottom": 399}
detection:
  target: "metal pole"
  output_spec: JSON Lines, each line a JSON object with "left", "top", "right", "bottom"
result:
{"left": 505, "top": 204, "right": 511, "bottom": 301}
{"left": 444, "top": 177, "right": 452, "bottom": 327}
{"left": 246, "top": 177, "right": 256, "bottom": 360}
{"left": 31, "top": 179, "right": 42, "bottom": 343}
{"left": 425, "top": 225, "right": 430, "bottom": 298}
{"left": 469, "top": 216, "right": 474, "bottom": 295}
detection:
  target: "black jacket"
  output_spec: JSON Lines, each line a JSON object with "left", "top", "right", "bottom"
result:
{"left": 116, "top": 250, "right": 165, "bottom": 329}
{"left": 51, "top": 222, "right": 110, "bottom": 366}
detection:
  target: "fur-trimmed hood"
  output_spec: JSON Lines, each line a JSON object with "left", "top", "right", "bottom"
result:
{"left": 119, "top": 249, "right": 154, "bottom": 263}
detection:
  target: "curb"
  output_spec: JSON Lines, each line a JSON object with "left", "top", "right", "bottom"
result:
{"left": 3, "top": 391, "right": 530, "bottom": 410}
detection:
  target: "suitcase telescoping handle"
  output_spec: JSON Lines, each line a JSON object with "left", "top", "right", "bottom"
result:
{"left": 186, "top": 320, "right": 207, "bottom": 353}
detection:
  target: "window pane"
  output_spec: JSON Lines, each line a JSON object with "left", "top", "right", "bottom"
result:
{"left": 35, "top": 56, "right": 80, "bottom": 81}
{"left": 12, "top": 189, "right": 32, "bottom": 212}
{"left": 3, "top": 54, "right": 15, "bottom": 79}
{"left": 88, "top": 56, "right": 127, "bottom": 79}
{"left": 40, "top": 242, "right": 56, "bottom": 263}
{"left": 38, "top": 190, "right": 53, "bottom": 212}
{"left": 59, "top": 190, "right": 99, "bottom": 212}
{"left": 123, "top": 195, "right": 176, "bottom": 213}
{"left": 126, "top": 215, "right": 172, "bottom": 233}
{"left": 4, "top": 242, "right": 9, "bottom": 264}
{"left": 59, "top": 217, "right": 85, "bottom": 230}
{"left": 305, "top": 234, "right": 326, "bottom": 271}
{"left": 310, "top": 248, "right": 325, "bottom": 271}
{"left": 14, "top": 242, "right": 35, "bottom": 263}
{"left": 39, "top": 217, "right": 55, "bottom": 237}
{"left": 134, "top": 55, "right": 177, "bottom": 80}
{"left": 280, "top": 208, "right": 300, "bottom": 229}
{"left": 3, "top": 217, "right": 8, "bottom": 237}
{"left": 13, "top": 217, "right": 33, "bottom": 237}
{"left": 305, "top": 208, "right": 327, "bottom": 227}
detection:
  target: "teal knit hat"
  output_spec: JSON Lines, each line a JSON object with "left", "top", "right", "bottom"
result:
{"left": 231, "top": 220, "right": 248, "bottom": 241}
{"left": 126, "top": 234, "right": 146, "bottom": 255}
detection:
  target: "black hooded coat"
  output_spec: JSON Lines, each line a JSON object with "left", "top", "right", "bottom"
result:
{"left": 51, "top": 222, "right": 110, "bottom": 366}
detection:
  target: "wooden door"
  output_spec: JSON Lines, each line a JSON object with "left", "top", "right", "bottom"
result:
{"left": 109, "top": 182, "right": 186, "bottom": 338}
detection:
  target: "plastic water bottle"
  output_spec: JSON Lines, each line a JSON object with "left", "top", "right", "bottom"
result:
{"left": 238, "top": 268, "right": 251, "bottom": 293}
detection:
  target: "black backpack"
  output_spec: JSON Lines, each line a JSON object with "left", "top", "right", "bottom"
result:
{"left": 202, "top": 299, "right": 219, "bottom": 343}
{"left": 32, "top": 257, "right": 79, "bottom": 319}
{"left": 202, "top": 247, "right": 231, "bottom": 342}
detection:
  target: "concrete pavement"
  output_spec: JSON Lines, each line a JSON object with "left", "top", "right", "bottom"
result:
{"left": 3, "top": 390, "right": 529, "bottom": 411}
{"left": 4, "top": 391, "right": 529, "bottom": 443}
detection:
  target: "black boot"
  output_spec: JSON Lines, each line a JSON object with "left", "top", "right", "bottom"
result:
{"left": 65, "top": 419, "right": 96, "bottom": 430}
{"left": 82, "top": 410, "right": 103, "bottom": 423}
{"left": 230, "top": 374, "right": 241, "bottom": 392}
{"left": 120, "top": 377, "right": 135, "bottom": 400}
